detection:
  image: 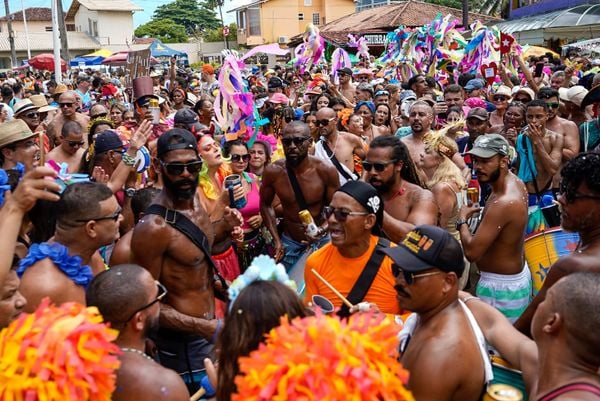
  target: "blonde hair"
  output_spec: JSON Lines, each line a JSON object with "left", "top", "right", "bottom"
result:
{"left": 425, "top": 134, "right": 466, "bottom": 190}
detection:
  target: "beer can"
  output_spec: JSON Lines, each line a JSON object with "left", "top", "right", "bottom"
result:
{"left": 467, "top": 187, "right": 479, "bottom": 205}
{"left": 482, "top": 384, "right": 523, "bottom": 401}
{"left": 224, "top": 174, "right": 247, "bottom": 209}
{"left": 299, "top": 209, "right": 319, "bottom": 237}
{"left": 149, "top": 98, "right": 160, "bottom": 125}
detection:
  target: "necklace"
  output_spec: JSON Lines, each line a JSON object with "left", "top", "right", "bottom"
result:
{"left": 388, "top": 186, "right": 406, "bottom": 201}
{"left": 120, "top": 347, "right": 155, "bottom": 363}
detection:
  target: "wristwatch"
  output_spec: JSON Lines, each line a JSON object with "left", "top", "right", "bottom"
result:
{"left": 455, "top": 219, "right": 468, "bottom": 230}
{"left": 125, "top": 187, "right": 136, "bottom": 198}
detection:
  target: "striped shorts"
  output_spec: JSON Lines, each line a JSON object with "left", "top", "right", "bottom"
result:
{"left": 476, "top": 266, "right": 532, "bottom": 323}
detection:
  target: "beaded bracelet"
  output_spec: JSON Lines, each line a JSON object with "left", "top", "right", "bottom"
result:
{"left": 122, "top": 152, "right": 136, "bottom": 167}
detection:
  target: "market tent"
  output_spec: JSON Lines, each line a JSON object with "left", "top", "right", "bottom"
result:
{"left": 148, "top": 39, "right": 187, "bottom": 58}
{"left": 85, "top": 48, "right": 113, "bottom": 58}
{"left": 70, "top": 55, "right": 105, "bottom": 67}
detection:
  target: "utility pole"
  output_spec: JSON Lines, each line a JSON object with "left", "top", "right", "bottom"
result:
{"left": 216, "top": 0, "right": 229, "bottom": 49}
{"left": 56, "top": 0, "right": 69, "bottom": 62}
{"left": 462, "top": 0, "right": 469, "bottom": 30}
{"left": 4, "top": 0, "right": 17, "bottom": 68}
{"left": 21, "top": 0, "right": 31, "bottom": 60}
{"left": 51, "top": 0, "right": 62, "bottom": 82}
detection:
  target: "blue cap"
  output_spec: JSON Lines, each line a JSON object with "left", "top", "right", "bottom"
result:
{"left": 465, "top": 79, "right": 484, "bottom": 91}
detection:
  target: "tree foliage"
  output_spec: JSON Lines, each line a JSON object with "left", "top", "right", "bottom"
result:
{"left": 203, "top": 23, "right": 238, "bottom": 43}
{"left": 153, "top": 0, "right": 221, "bottom": 34}
{"left": 134, "top": 18, "right": 188, "bottom": 43}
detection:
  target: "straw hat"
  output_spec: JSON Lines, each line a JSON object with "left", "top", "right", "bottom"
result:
{"left": 54, "top": 83, "right": 68, "bottom": 95}
{"left": 29, "top": 94, "right": 57, "bottom": 113}
{"left": 0, "top": 119, "right": 37, "bottom": 148}
{"left": 13, "top": 99, "right": 39, "bottom": 117}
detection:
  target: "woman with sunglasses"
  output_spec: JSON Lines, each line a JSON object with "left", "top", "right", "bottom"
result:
{"left": 223, "top": 139, "right": 272, "bottom": 271}
{"left": 489, "top": 86, "right": 512, "bottom": 127}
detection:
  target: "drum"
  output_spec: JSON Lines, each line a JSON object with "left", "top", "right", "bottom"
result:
{"left": 490, "top": 356, "right": 528, "bottom": 401}
{"left": 288, "top": 248, "right": 311, "bottom": 298}
{"left": 523, "top": 228, "right": 580, "bottom": 295}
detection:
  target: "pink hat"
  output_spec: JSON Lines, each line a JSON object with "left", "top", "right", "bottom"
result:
{"left": 354, "top": 68, "right": 373, "bottom": 77}
{"left": 268, "top": 93, "right": 289, "bottom": 105}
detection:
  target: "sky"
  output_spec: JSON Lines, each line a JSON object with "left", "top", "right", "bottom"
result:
{"left": 1, "top": 0, "right": 242, "bottom": 26}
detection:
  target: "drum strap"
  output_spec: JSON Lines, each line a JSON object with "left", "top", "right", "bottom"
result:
{"left": 337, "top": 237, "right": 391, "bottom": 318}
{"left": 520, "top": 135, "right": 552, "bottom": 203}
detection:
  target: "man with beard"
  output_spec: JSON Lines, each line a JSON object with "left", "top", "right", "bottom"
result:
{"left": 131, "top": 129, "right": 242, "bottom": 393}
{"left": 384, "top": 225, "right": 492, "bottom": 401}
{"left": 401, "top": 101, "right": 433, "bottom": 164}
{"left": 260, "top": 121, "right": 339, "bottom": 270}
{"left": 47, "top": 91, "right": 90, "bottom": 148}
{"left": 536, "top": 88, "right": 579, "bottom": 197}
{"left": 458, "top": 134, "right": 530, "bottom": 322}
{"left": 86, "top": 264, "right": 189, "bottom": 401}
{"left": 313, "top": 107, "right": 365, "bottom": 185}
{"left": 517, "top": 100, "right": 564, "bottom": 206}
{"left": 515, "top": 153, "right": 600, "bottom": 336}
{"left": 364, "top": 135, "right": 437, "bottom": 242}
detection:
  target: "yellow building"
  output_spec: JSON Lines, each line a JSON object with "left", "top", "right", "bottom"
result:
{"left": 231, "top": 0, "right": 356, "bottom": 46}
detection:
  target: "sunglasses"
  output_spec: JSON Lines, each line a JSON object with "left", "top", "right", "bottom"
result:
{"left": 315, "top": 117, "right": 336, "bottom": 127}
{"left": 391, "top": 264, "right": 444, "bottom": 285}
{"left": 558, "top": 182, "right": 600, "bottom": 203}
{"left": 545, "top": 102, "right": 560, "bottom": 109}
{"left": 493, "top": 95, "right": 508, "bottom": 101}
{"left": 361, "top": 159, "right": 396, "bottom": 172}
{"left": 75, "top": 206, "right": 122, "bottom": 223}
{"left": 323, "top": 205, "right": 369, "bottom": 222}
{"left": 338, "top": 72, "right": 349, "bottom": 77}
{"left": 59, "top": 102, "right": 74, "bottom": 108}
{"left": 293, "top": 80, "right": 301, "bottom": 84}
{"left": 282, "top": 136, "right": 310, "bottom": 147}
{"left": 24, "top": 111, "right": 39, "bottom": 118}
{"left": 231, "top": 153, "right": 250, "bottom": 163}
{"left": 161, "top": 160, "right": 203, "bottom": 175}
{"left": 67, "top": 140, "right": 85, "bottom": 147}
{"left": 91, "top": 112, "right": 108, "bottom": 119}
{"left": 375, "top": 90, "right": 390, "bottom": 97}
{"left": 125, "top": 281, "right": 168, "bottom": 322}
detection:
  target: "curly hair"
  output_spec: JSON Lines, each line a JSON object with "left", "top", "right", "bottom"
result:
{"left": 560, "top": 152, "right": 600, "bottom": 195}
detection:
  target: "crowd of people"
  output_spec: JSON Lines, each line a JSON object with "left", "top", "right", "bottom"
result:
{"left": 1, "top": 37, "right": 600, "bottom": 401}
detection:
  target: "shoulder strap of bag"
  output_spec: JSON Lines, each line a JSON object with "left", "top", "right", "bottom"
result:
{"left": 521, "top": 135, "right": 542, "bottom": 202}
{"left": 145, "top": 204, "right": 229, "bottom": 301}
{"left": 286, "top": 162, "right": 309, "bottom": 211}
{"left": 338, "top": 237, "right": 391, "bottom": 318}
{"left": 321, "top": 139, "right": 355, "bottom": 181}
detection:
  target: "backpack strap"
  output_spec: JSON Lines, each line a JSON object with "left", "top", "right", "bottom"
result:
{"left": 338, "top": 237, "right": 391, "bottom": 318}
{"left": 321, "top": 139, "right": 356, "bottom": 182}
{"left": 286, "top": 162, "right": 309, "bottom": 211}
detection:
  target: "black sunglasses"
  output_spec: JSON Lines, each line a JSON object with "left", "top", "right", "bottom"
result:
{"left": 391, "top": 264, "right": 444, "bottom": 285}
{"left": 323, "top": 205, "right": 368, "bottom": 222}
{"left": 558, "top": 182, "right": 600, "bottom": 203}
{"left": 75, "top": 206, "right": 122, "bottom": 223}
{"left": 24, "top": 111, "right": 39, "bottom": 118}
{"left": 161, "top": 160, "right": 203, "bottom": 175}
{"left": 231, "top": 153, "right": 250, "bottom": 163}
{"left": 282, "top": 136, "right": 310, "bottom": 147}
{"left": 91, "top": 112, "right": 108, "bottom": 119}
{"left": 362, "top": 159, "right": 396, "bottom": 172}
{"left": 67, "top": 140, "right": 85, "bottom": 147}
{"left": 545, "top": 102, "right": 560, "bottom": 109}
{"left": 59, "top": 102, "right": 74, "bottom": 107}
{"left": 493, "top": 95, "right": 508, "bottom": 101}
{"left": 315, "top": 117, "right": 336, "bottom": 127}
{"left": 125, "top": 281, "right": 168, "bottom": 322}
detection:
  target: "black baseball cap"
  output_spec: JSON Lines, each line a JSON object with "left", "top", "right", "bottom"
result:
{"left": 94, "top": 130, "right": 123, "bottom": 154}
{"left": 174, "top": 109, "right": 206, "bottom": 134}
{"left": 381, "top": 225, "right": 464, "bottom": 277}
{"left": 337, "top": 67, "right": 353, "bottom": 76}
{"left": 156, "top": 128, "right": 198, "bottom": 159}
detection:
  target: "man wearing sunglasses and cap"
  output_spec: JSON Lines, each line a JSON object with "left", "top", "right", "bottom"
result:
{"left": 131, "top": 128, "right": 242, "bottom": 393}
{"left": 305, "top": 181, "right": 400, "bottom": 315}
{"left": 382, "top": 224, "right": 493, "bottom": 401}
{"left": 86, "top": 264, "right": 189, "bottom": 401}
{"left": 261, "top": 121, "right": 339, "bottom": 271}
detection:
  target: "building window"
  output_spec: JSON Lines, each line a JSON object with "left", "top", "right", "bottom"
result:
{"left": 304, "top": 0, "right": 312, "bottom": 5}
{"left": 45, "top": 26, "right": 52, "bottom": 31}
{"left": 312, "top": 13, "right": 320, "bottom": 25}
{"left": 248, "top": 8, "right": 261, "bottom": 36}
{"left": 66, "top": 24, "right": 75, "bottom": 31}
{"left": 298, "top": 13, "right": 304, "bottom": 20}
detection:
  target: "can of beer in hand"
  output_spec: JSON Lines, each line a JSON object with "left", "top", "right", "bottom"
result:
{"left": 224, "top": 174, "right": 247, "bottom": 209}
{"left": 299, "top": 209, "right": 320, "bottom": 237}
{"left": 482, "top": 384, "right": 523, "bottom": 401}
{"left": 467, "top": 187, "right": 479, "bottom": 205}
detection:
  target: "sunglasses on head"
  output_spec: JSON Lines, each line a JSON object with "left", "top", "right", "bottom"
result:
{"left": 391, "top": 264, "right": 444, "bottom": 285}
{"left": 125, "top": 281, "right": 168, "bottom": 322}
{"left": 315, "top": 117, "right": 336, "bottom": 126}
{"left": 231, "top": 153, "right": 250, "bottom": 163}
{"left": 160, "top": 160, "right": 203, "bottom": 175}
{"left": 75, "top": 206, "right": 122, "bottom": 223}
{"left": 323, "top": 205, "right": 369, "bottom": 222}
{"left": 546, "top": 102, "right": 560, "bottom": 109}
{"left": 67, "top": 140, "right": 85, "bottom": 147}
{"left": 361, "top": 159, "right": 396, "bottom": 172}
{"left": 282, "top": 136, "right": 310, "bottom": 147}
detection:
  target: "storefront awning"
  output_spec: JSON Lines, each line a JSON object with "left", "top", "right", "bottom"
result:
{"left": 497, "top": 4, "right": 600, "bottom": 34}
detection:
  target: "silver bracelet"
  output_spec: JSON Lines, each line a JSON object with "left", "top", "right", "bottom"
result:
{"left": 462, "top": 296, "right": 480, "bottom": 304}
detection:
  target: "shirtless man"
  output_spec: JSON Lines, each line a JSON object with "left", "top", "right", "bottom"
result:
{"left": 364, "top": 135, "right": 438, "bottom": 242}
{"left": 515, "top": 153, "right": 600, "bottom": 336}
{"left": 18, "top": 182, "right": 122, "bottom": 312}
{"left": 131, "top": 129, "right": 241, "bottom": 392}
{"left": 330, "top": 67, "right": 355, "bottom": 108}
{"left": 458, "top": 134, "right": 530, "bottom": 322}
{"left": 313, "top": 107, "right": 365, "bottom": 185}
{"left": 537, "top": 88, "right": 580, "bottom": 196}
{"left": 47, "top": 120, "right": 85, "bottom": 173}
{"left": 464, "top": 272, "right": 600, "bottom": 401}
{"left": 402, "top": 100, "right": 433, "bottom": 164}
{"left": 46, "top": 91, "right": 90, "bottom": 148}
{"left": 86, "top": 265, "right": 189, "bottom": 401}
{"left": 260, "top": 121, "right": 339, "bottom": 270}
{"left": 383, "top": 225, "right": 491, "bottom": 401}
{"left": 517, "top": 100, "right": 564, "bottom": 206}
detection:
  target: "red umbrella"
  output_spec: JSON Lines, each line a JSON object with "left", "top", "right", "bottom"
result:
{"left": 28, "top": 53, "right": 67, "bottom": 72}
{"left": 102, "top": 51, "right": 160, "bottom": 66}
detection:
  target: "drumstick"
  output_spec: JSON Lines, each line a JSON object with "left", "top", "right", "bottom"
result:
{"left": 38, "top": 132, "right": 45, "bottom": 166}
{"left": 189, "top": 388, "right": 206, "bottom": 401}
{"left": 311, "top": 269, "right": 354, "bottom": 308}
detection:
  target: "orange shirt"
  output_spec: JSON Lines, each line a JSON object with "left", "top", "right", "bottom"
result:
{"left": 304, "top": 235, "right": 401, "bottom": 315}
